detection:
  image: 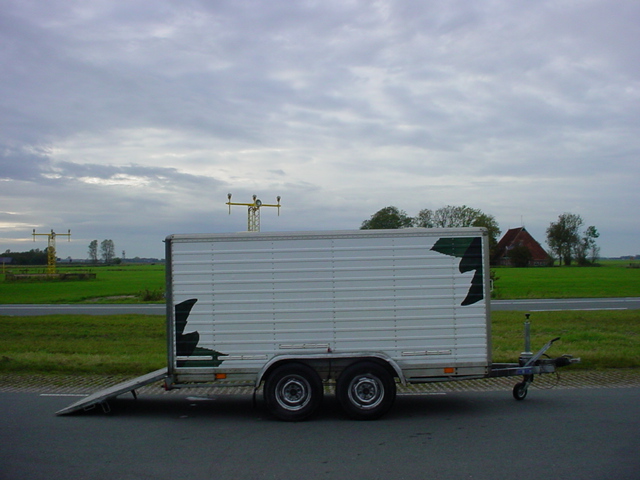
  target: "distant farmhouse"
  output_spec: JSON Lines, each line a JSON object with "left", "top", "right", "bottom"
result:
{"left": 492, "top": 227, "right": 551, "bottom": 267}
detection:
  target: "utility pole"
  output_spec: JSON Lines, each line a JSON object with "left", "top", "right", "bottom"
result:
{"left": 32, "top": 229, "right": 71, "bottom": 274}
{"left": 226, "top": 194, "right": 281, "bottom": 232}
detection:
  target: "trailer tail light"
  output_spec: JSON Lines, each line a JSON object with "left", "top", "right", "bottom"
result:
{"left": 444, "top": 367, "right": 455, "bottom": 374}
{"left": 215, "top": 373, "right": 227, "bottom": 380}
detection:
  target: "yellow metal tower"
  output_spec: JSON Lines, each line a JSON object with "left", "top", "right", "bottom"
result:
{"left": 32, "top": 229, "right": 71, "bottom": 274}
{"left": 226, "top": 194, "right": 281, "bottom": 232}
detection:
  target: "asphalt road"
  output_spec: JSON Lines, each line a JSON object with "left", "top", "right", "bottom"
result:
{"left": 491, "top": 296, "right": 640, "bottom": 311}
{"left": 0, "top": 303, "right": 166, "bottom": 316}
{"left": 1, "top": 297, "right": 639, "bottom": 316}
{"left": 1, "top": 387, "right": 638, "bottom": 480}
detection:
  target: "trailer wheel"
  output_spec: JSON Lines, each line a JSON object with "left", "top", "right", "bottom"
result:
{"left": 512, "top": 382, "right": 528, "bottom": 401}
{"left": 337, "top": 361, "right": 396, "bottom": 420}
{"left": 264, "top": 363, "right": 323, "bottom": 421}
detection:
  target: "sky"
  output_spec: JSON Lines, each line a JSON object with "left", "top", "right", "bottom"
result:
{"left": 1, "top": 0, "right": 638, "bottom": 260}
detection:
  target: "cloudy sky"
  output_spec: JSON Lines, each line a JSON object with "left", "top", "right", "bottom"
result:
{"left": 1, "top": 0, "right": 638, "bottom": 260}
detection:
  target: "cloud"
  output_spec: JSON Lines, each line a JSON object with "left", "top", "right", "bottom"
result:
{"left": 1, "top": 0, "right": 638, "bottom": 258}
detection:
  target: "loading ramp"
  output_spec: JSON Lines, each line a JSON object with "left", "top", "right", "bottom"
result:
{"left": 56, "top": 368, "right": 168, "bottom": 416}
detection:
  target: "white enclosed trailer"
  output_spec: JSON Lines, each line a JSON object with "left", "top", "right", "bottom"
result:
{"left": 58, "top": 228, "right": 577, "bottom": 420}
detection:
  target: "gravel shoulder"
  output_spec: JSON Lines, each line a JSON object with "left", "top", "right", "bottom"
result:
{"left": 2, "top": 369, "right": 640, "bottom": 396}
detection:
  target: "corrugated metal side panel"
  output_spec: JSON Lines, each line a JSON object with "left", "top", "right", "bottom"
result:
{"left": 167, "top": 229, "right": 490, "bottom": 374}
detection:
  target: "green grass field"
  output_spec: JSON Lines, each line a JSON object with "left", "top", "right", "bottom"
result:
{"left": 1, "top": 310, "right": 638, "bottom": 375}
{"left": 1, "top": 264, "right": 165, "bottom": 303}
{"left": 1, "top": 260, "right": 639, "bottom": 303}
{"left": 493, "top": 261, "right": 640, "bottom": 299}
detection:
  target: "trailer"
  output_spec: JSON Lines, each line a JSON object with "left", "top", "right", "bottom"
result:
{"left": 58, "top": 228, "right": 579, "bottom": 420}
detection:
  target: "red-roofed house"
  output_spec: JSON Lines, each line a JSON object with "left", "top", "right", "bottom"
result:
{"left": 492, "top": 227, "right": 551, "bottom": 267}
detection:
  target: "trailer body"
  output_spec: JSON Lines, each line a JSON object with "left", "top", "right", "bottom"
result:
{"left": 162, "top": 228, "right": 496, "bottom": 418}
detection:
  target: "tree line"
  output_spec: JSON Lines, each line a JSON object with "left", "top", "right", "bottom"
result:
{"left": 361, "top": 205, "right": 502, "bottom": 256}
{"left": 88, "top": 239, "right": 117, "bottom": 264}
{"left": 1, "top": 248, "right": 48, "bottom": 265}
{"left": 360, "top": 205, "right": 599, "bottom": 266}
{"left": 1, "top": 240, "right": 119, "bottom": 265}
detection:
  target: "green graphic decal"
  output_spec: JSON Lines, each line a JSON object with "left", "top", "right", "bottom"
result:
{"left": 175, "top": 298, "right": 225, "bottom": 368}
{"left": 431, "top": 237, "right": 484, "bottom": 306}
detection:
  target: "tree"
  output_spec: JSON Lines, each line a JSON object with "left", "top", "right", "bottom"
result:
{"left": 546, "top": 213, "right": 583, "bottom": 266}
{"left": 415, "top": 205, "right": 501, "bottom": 256}
{"left": 585, "top": 226, "right": 601, "bottom": 264}
{"left": 88, "top": 240, "right": 98, "bottom": 264}
{"left": 361, "top": 206, "right": 414, "bottom": 229}
{"left": 434, "top": 205, "right": 483, "bottom": 228}
{"left": 100, "top": 239, "right": 115, "bottom": 264}
{"left": 414, "top": 208, "right": 434, "bottom": 228}
{"left": 470, "top": 212, "right": 502, "bottom": 257}
{"left": 576, "top": 226, "right": 600, "bottom": 265}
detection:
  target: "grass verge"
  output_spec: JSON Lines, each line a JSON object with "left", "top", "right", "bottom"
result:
{"left": 0, "top": 314, "right": 165, "bottom": 375}
{"left": 1, "top": 311, "right": 639, "bottom": 375}
{"left": 492, "top": 310, "right": 640, "bottom": 368}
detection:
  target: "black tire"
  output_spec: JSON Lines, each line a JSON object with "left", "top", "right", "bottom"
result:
{"left": 264, "top": 363, "right": 323, "bottom": 421}
{"left": 336, "top": 361, "right": 396, "bottom": 420}
{"left": 513, "top": 382, "right": 528, "bottom": 401}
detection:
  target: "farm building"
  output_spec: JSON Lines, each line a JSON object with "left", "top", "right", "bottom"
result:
{"left": 492, "top": 227, "right": 551, "bottom": 267}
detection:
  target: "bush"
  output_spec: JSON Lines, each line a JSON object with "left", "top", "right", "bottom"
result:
{"left": 509, "top": 245, "right": 533, "bottom": 268}
{"left": 139, "top": 289, "right": 164, "bottom": 301}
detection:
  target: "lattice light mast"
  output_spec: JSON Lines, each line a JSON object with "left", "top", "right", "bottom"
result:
{"left": 226, "top": 194, "right": 281, "bottom": 232}
{"left": 32, "top": 229, "right": 71, "bottom": 274}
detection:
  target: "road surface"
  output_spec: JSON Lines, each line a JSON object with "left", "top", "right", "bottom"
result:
{"left": 1, "top": 297, "right": 639, "bottom": 315}
{"left": 491, "top": 296, "right": 640, "bottom": 311}
{"left": 1, "top": 387, "right": 638, "bottom": 480}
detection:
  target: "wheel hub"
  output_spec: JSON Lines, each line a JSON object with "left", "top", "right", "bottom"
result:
{"left": 276, "top": 376, "right": 311, "bottom": 411}
{"left": 350, "top": 376, "right": 384, "bottom": 409}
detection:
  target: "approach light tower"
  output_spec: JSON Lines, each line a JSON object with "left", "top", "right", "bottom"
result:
{"left": 226, "top": 194, "right": 281, "bottom": 232}
{"left": 32, "top": 229, "right": 71, "bottom": 274}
